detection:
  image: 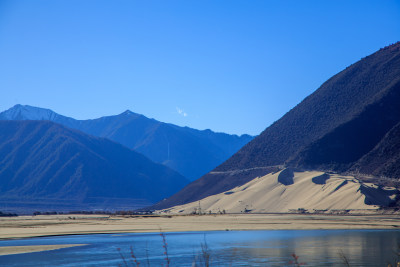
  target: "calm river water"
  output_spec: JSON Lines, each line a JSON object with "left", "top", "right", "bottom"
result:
{"left": 1, "top": 230, "right": 400, "bottom": 266}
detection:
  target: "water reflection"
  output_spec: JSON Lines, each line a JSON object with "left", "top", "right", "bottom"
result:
{"left": 213, "top": 230, "right": 400, "bottom": 266}
{"left": 0, "top": 230, "right": 399, "bottom": 266}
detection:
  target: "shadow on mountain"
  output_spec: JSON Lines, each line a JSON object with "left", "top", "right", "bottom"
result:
{"left": 360, "top": 185, "right": 398, "bottom": 206}
{"left": 311, "top": 173, "right": 330, "bottom": 185}
{"left": 277, "top": 168, "right": 294, "bottom": 185}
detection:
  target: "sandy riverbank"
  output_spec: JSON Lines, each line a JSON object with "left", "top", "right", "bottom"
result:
{"left": 1, "top": 213, "right": 400, "bottom": 240}
{"left": 1, "top": 213, "right": 400, "bottom": 256}
{"left": 0, "top": 244, "right": 87, "bottom": 256}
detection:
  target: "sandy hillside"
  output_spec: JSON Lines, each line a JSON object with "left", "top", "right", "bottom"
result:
{"left": 160, "top": 169, "right": 398, "bottom": 214}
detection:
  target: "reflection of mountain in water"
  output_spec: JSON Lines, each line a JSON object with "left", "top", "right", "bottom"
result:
{"left": 217, "top": 230, "right": 400, "bottom": 266}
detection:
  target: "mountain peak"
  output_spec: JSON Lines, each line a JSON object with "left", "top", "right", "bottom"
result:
{"left": 122, "top": 109, "right": 134, "bottom": 115}
{"left": 0, "top": 104, "right": 59, "bottom": 121}
{"left": 118, "top": 109, "right": 141, "bottom": 118}
{"left": 10, "top": 104, "right": 35, "bottom": 111}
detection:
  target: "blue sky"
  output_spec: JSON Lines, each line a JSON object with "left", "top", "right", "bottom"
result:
{"left": 0, "top": 1, "right": 399, "bottom": 135}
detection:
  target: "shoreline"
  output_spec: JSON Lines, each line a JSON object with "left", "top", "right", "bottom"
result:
{"left": 1, "top": 213, "right": 400, "bottom": 240}
{"left": 0, "top": 244, "right": 87, "bottom": 256}
{"left": 1, "top": 213, "right": 400, "bottom": 256}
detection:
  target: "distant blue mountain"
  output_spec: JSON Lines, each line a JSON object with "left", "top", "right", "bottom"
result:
{"left": 0, "top": 104, "right": 253, "bottom": 180}
{"left": 0, "top": 120, "right": 188, "bottom": 212}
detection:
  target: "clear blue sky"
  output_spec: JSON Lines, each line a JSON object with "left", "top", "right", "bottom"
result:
{"left": 0, "top": 0, "right": 399, "bottom": 135}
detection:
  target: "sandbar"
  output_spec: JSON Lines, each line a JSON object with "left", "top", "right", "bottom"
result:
{"left": 1, "top": 213, "right": 400, "bottom": 241}
{"left": 0, "top": 244, "right": 87, "bottom": 256}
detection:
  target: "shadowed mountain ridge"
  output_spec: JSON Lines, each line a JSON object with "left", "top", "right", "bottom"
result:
{"left": 0, "top": 105, "right": 253, "bottom": 181}
{"left": 0, "top": 120, "right": 188, "bottom": 212}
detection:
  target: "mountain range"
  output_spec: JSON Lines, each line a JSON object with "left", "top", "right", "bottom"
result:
{"left": 0, "top": 105, "right": 253, "bottom": 181}
{"left": 3, "top": 42, "right": 399, "bottom": 214}
{"left": 0, "top": 120, "right": 188, "bottom": 212}
{"left": 153, "top": 41, "right": 400, "bottom": 210}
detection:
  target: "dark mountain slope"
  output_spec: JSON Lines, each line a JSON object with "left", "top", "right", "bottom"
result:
{"left": 0, "top": 120, "right": 188, "bottom": 211}
{"left": 289, "top": 78, "right": 400, "bottom": 170}
{"left": 0, "top": 106, "right": 253, "bottom": 181}
{"left": 219, "top": 42, "right": 400, "bottom": 172}
{"left": 349, "top": 121, "right": 400, "bottom": 179}
{"left": 151, "top": 42, "right": 400, "bottom": 210}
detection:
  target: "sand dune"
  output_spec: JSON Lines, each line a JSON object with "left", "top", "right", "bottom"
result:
{"left": 160, "top": 169, "right": 398, "bottom": 214}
